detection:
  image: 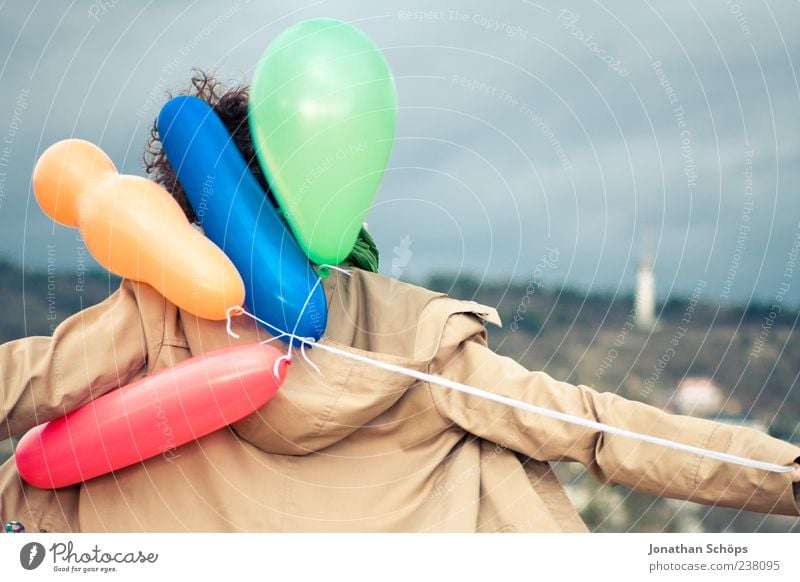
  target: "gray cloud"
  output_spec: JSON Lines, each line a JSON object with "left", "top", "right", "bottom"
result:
{"left": 0, "top": 0, "right": 798, "bottom": 309}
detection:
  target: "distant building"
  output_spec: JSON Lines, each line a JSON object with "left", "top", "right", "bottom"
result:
{"left": 673, "top": 376, "right": 724, "bottom": 416}
{"left": 635, "top": 253, "right": 656, "bottom": 329}
{"left": 671, "top": 377, "right": 771, "bottom": 434}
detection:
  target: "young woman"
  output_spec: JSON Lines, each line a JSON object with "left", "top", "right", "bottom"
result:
{"left": 1, "top": 72, "right": 798, "bottom": 533}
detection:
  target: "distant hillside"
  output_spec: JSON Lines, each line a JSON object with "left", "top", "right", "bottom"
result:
{"left": 1, "top": 262, "right": 797, "bottom": 433}
{"left": 425, "top": 273, "right": 800, "bottom": 439}
{"left": 0, "top": 260, "right": 119, "bottom": 342}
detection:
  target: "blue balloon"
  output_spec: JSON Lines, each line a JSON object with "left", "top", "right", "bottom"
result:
{"left": 158, "top": 95, "right": 328, "bottom": 342}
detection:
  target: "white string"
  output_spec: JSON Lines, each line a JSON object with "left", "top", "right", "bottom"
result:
{"left": 226, "top": 265, "right": 349, "bottom": 377}
{"left": 299, "top": 341, "right": 321, "bottom": 375}
{"left": 225, "top": 276, "right": 794, "bottom": 475}
{"left": 301, "top": 340, "right": 793, "bottom": 474}
{"left": 286, "top": 275, "right": 323, "bottom": 361}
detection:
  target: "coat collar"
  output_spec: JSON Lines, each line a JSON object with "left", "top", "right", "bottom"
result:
{"left": 178, "top": 268, "right": 501, "bottom": 455}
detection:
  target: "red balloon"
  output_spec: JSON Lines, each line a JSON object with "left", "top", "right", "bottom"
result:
{"left": 15, "top": 343, "right": 288, "bottom": 489}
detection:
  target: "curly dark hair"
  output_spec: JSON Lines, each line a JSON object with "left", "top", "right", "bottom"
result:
{"left": 143, "top": 69, "right": 379, "bottom": 272}
{"left": 144, "top": 69, "right": 275, "bottom": 222}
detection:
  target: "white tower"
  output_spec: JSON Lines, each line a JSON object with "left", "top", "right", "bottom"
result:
{"left": 635, "top": 253, "right": 656, "bottom": 329}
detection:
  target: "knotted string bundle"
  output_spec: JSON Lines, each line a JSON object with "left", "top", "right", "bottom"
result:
{"left": 225, "top": 268, "right": 794, "bottom": 475}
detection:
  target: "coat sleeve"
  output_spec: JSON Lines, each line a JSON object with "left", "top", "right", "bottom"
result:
{"left": 0, "top": 279, "right": 149, "bottom": 440}
{"left": 427, "top": 312, "right": 800, "bottom": 517}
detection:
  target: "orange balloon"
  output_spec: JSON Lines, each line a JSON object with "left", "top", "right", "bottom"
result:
{"left": 33, "top": 139, "right": 245, "bottom": 320}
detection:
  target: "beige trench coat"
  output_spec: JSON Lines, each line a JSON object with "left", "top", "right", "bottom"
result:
{"left": 1, "top": 269, "right": 799, "bottom": 532}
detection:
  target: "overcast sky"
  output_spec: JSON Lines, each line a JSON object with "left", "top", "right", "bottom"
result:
{"left": 1, "top": 0, "right": 798, "bottom": 309}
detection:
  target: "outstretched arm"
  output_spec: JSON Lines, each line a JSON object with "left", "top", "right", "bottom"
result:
{"left": 0, "top": 279, "right": 148, "bottom": 440}
{"left": 427, "top": 313, "right": 800, "bottom": 516}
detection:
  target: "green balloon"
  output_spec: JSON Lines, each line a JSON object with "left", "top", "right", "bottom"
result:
{"left": 249, "top": 18, "right": 397, "bottom": 265}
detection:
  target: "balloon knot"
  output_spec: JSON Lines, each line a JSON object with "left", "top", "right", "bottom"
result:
{"left": 273, "top": 354, "right": 292, "bottom": 380}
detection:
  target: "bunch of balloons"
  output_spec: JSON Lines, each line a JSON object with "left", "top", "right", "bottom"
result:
{"left": 15, "top": 18, "right": 397, "bottom": 488}
{"left": 157, "top": 96, "right": 328, "bottom": 340}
